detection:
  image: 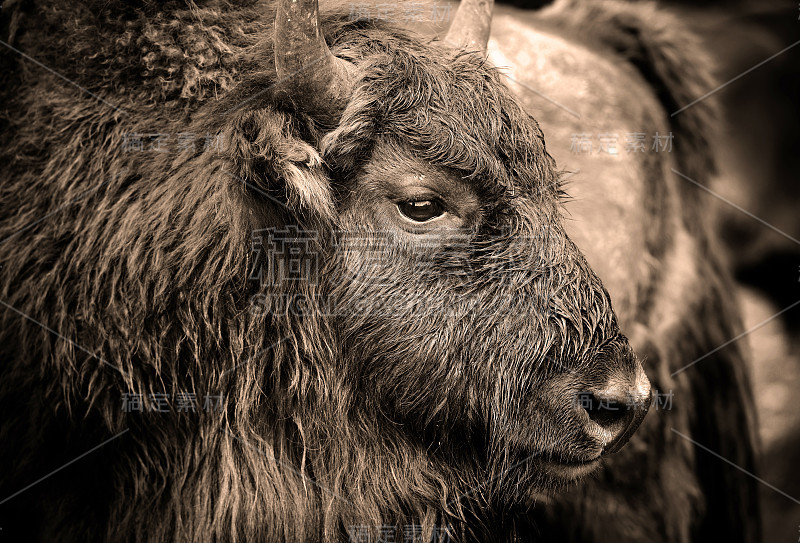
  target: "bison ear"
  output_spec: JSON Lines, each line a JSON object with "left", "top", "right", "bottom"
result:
{"left": 221, "top": 107, "right": 336, "bottom": 221}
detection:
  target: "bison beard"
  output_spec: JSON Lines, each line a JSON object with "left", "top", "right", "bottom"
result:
{"left": 0, "top": 0, "right": 759, "bottom": 542}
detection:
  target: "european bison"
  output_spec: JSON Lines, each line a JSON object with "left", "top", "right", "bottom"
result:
{"left": 0, "top": 0, "right": 759, "bottom": 541}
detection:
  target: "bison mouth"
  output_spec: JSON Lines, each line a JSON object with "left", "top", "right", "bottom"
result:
{"left": 497, "top": 369, "right": 653, "bottom": 490}
{"left": 532, "top": 453, "right": 604, "bottom": 481}
{"left": 530, "top": 388, "right": 652, "bottom": 485}
{"left": 482, "top": 448, "right": 606, "bottom": 508}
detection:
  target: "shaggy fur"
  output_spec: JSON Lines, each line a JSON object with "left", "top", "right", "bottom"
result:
{"left": 0, "top": 0, "right": 759, "bottom": 542}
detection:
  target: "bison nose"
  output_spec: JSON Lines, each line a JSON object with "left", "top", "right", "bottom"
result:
{"left": 578, "top": 368, "right": 652, "bottom": 454}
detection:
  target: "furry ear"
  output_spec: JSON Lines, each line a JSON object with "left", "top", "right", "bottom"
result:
{"left": 222, "top": 107, "right": 336, "bottom": 221}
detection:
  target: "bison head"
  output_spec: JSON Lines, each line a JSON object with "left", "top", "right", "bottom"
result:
{"left": 215, "top": 0, "right": 651, "bottom": 520}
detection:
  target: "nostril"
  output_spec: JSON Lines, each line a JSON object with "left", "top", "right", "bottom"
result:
{"left": 577, "top": 391, "right": 631, "bottom": 430}
{"left": 576, "top": 386, "right": 652, "bottom": 454}
{"left": 574, "top": 362, "right": 652, "bottom": 453}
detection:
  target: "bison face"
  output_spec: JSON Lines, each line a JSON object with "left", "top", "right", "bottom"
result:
{"left": 320, "top": 134, "right": 651, "bottom": 495}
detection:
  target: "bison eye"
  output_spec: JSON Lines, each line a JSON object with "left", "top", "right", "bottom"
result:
{"left": 397, "top": 199, "right": 446, "bottom": 222}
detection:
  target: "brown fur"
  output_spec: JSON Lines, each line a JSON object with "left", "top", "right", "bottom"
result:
{"left": 0, "top": 0, "right": 759, "bottom": 541}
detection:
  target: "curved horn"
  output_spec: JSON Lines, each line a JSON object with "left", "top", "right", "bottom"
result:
{"left": 274, "top": 0, "right": 353, "bottom": 119}
{"left": 443, "top": 0, "right": 495, "bottom": 53}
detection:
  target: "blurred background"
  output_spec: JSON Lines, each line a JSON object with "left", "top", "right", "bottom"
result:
{"left": 685, "top": 2, "right": 800, "bottom": 540}
{"left": 630, "top": 2, "right": 800, "bottom": 539}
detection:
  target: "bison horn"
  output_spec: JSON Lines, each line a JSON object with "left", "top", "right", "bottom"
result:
{"left": 274, "top": 0, "right": 353, "bottom": 120}
{"left": 443, "top": 0, "right": 495, "bottom": 54}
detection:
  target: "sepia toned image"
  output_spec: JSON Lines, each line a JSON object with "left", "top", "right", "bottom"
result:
{"left": 0, "top": 0, "right": 797, "bottom": 541}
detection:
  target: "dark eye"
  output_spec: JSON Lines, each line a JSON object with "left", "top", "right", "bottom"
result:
{"left": 397, "top": 200, "right": 446, "bottom": 222}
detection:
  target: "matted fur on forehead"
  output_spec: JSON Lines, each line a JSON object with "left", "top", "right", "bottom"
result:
{"left": 319, "top": 23, "right": 560, "bottom": 200}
